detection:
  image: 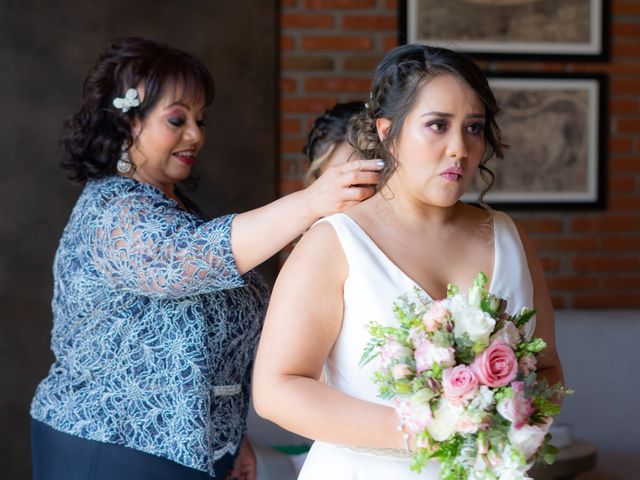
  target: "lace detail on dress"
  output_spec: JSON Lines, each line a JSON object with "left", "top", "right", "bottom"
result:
{"left": 341, "top": 446, "right": 412, "bottom": 459}
{"left": 30, "top": 175, "right": 269, "bottom": 476}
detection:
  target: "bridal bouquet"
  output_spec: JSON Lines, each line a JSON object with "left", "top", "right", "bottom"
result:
{"left": 360, "top": 273, "right": 569, "bottom": 480}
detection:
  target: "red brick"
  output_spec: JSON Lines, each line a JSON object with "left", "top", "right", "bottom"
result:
{"left": 610, "top": 137, "right": 634, "bottom": 153}
{"left": 517, "top": 218, "right": 564, "bottom": 234}
{"left": 613, "top": 2, "right": 640, "bottom": 15}
{"left": 304, "top": 77, "right": 371, "bottom": 93}
{"left": 613, "top": 23, "right": 640, "bottom": 38}
{"left": 601, "top": 276, "right": 640, "bottom": 289}
{"left": 541, "top": 64, "right": 569, "bottom": 73}
{"left": 608, "top": 175, "right": 637, "bottom": 192}
{"left": 280, "top": 97, "right": 339, "bottom": 113}
{"left": 570, "top": 216, "right": 640, "bottom": 233}
{"left": 493, "top": 62, "right": 561, "bottom": 72}
{"left": 611, "top": 157, "right": 640, "bottom": 172}
{"left": 279, "top": 78, "right": 297, "bottom": 93}
{"left": 572, "top": 293, "right": 640, "bottom": 308}
{"left": 610, "top": 99, "right": 640, "bottom": 115}
{"left": 279, "top": 179, "right": 305, "bottom": 195}
{"left": 550, "top": 296, "right": 566, "bottom": 309}
{"left": 383, "top": 35, "right": 399, "bottom": 50}
{"left": 343, "top": 55, "right": 383, "bottom": 71}
{"left": 532, "top": 237, "right": 597, "bottom": 252}
{"left": 572, "top": 256, "right": 640, "bottom": 272}
{"left": 608, "top": 196, "right": 640, "bottom": 210}
{"left": 281, "top": 36, "right": 295, "bottom": 51}
{"left": 613, "top": 42, "right": 640, "bottom": 58}
{"left": 617, "top": 118, "right": 640, "bottom": 133}
{"left": 281, "top": 56, "right": 335, "bottom": 71}
{"left": 341, "top": 15, "right": 397, "bottom": 30}
{"left": 281, "top": 13, "right": 334, "bottom": 28}
{"left": 279, "top": 158, "right": 300, "bottom": 177}
{"left": 301, "top": 36, "right": 373, "bottom": 51}
{"left": 546, "top": 276, "right": 598, "bottom": 290}
{"left": 304, "top": 0, "right": 375, "bottom": 8}
{"left": 540, "top": 257, "right": 560, "bottom": 272}
{"left": 279, "top": 137, "right": 307, "bottom": 154}
{"left": 281, "top": 0, "right": 297, "bottom": 6}
{"left": 601, "top": 236, "right": 640, "bottom": 251}
{"left": 280, "top": 118, "right": 301, "bottom": 134}
{"left": 384, "top": 0, "right": 398, "bottom": 8}
{"left": 570, "top": 62, "right": 640, "bottom": 74}
{"left": 612, "top": 79, "right": 640, "bottom": 95}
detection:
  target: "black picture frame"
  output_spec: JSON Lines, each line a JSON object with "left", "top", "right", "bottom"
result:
{"left": 399, "top": 0, "right": 610, "bottom": 62}
{"left": 462, "top": 72, "right": 608, "bottom": 209}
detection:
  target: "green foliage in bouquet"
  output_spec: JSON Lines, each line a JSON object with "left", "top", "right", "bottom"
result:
{"left": 359, "top": 272, "right": 571, "bottom": 480}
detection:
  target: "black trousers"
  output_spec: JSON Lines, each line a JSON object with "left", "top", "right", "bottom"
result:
{"left": 31, "top": 418, "right": 235, "bottom": 480}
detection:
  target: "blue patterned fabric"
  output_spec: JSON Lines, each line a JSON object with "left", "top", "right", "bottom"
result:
{"left": 30, "top": 175, "right": 269, "bottom": 477}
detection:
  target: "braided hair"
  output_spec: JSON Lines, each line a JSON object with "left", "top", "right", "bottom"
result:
{"left": 347, "top": 44, "right": 505, "bottom": 202}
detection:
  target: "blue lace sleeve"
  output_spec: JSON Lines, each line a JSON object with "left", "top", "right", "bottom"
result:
{"left": 92, "top": 191, "right": 244, "bottom": 298}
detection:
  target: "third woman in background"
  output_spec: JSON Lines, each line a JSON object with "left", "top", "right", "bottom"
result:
{"left": 303, "top": 101, "right": 365, "bottom": 186}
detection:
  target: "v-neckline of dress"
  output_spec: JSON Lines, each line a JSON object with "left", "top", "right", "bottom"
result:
{"left": 336, "top": 212, "right": 498, "bottom": 301}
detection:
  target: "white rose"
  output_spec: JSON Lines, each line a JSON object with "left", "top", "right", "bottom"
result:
{"left": 508, "top": 419, "right": 553, "bottom": 460}
{"left": 415, "top": 340, "right": 455, "bottom": 372}
{"left": 426, "top": 398, "right": 463, "bottom": 441}
{"left": 455, "top": 412, "right": 480, "bottom": 434}
{"left": 453, "top": 304, "right": 496, "bottom": 345}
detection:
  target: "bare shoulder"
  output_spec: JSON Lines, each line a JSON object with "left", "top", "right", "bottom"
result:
{"left": 282, "top": 218, "right": 348, "bottom": 283}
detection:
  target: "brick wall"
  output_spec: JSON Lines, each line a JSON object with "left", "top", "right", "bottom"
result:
{"left": 278, "top": 0, "right": 640, "bottom": 309}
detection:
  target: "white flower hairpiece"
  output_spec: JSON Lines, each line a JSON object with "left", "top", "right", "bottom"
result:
{"left": 112, "top": 88, "right": 140, "bottom": 113}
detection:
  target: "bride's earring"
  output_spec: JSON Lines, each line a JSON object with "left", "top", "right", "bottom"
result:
{"left": 116, "top": 143, "right": 133, "bottom": 174}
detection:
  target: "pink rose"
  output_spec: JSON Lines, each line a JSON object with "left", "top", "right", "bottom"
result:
{"left": 497, "top": 381, "right": 534, "bottom": 429}
{"left": 442, "top": 365, "right": 478, "bottom": 405}
{"left": 391, "top": 363, "right": 412, "bottom": 380}
{"left": 471, "top": 341, "right": 518, "bottom": 387}
{"left": 422, "top": 302, "right": 451, "bottom": 332}
{"left": 415, "top": 339, "right": 455, "bottom": 373}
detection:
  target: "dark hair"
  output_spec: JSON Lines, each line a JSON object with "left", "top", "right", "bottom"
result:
{"left": 348, "top": 44, "right": 506, "bottom": 202}
{"left": 303, "top": 101, "right": 366, "bottom": 184}
{"left": 61, "top": 37, "right": 214, "bottom": 183}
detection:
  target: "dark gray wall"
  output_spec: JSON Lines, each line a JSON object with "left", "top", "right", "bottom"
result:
{"left": 0, "top": 1, "right": 277, "bottom": 478}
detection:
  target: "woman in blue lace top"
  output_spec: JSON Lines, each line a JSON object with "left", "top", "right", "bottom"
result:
{"left": 30, "top": 37, "right": 382, "bottom": 480}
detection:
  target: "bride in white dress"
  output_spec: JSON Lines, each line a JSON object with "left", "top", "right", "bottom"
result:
{"left": 253, "top": 44, "right": 563, "bottom": 479}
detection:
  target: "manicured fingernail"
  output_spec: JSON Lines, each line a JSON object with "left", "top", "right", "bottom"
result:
{"left": 376, "top": 160, "right": 385, "bottom": 167}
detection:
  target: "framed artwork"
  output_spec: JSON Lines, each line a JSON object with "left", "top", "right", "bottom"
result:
{"left": 463, "top": 73, "right": 607, "bottom": 208}
{"left": 400, "top": 0, "right": 609, "bottom": 61}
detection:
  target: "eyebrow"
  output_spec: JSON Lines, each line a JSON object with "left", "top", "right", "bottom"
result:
{"left": 421, "top": 111, "right": 485, "bottom": 118}
{"left": 164, "top": 101, "right": 206, "bottom": 113}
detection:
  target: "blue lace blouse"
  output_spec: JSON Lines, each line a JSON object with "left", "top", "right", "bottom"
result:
{"left": 30, "top": 175, "right": 269, "bottom": 476}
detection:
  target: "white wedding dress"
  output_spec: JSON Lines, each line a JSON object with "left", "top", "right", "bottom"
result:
{"left": 298, "top": 211, "right": 536, "bottom": 480}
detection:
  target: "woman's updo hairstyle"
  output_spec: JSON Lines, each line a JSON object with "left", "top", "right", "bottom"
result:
{"left": 303, "top": 101, "right": 365, "bottom": 185}
{"left": 61, "top": 37, "right": 214, "bottom": 183}
{"left": 348, "top": 44, "right": 505, "bottom": 201}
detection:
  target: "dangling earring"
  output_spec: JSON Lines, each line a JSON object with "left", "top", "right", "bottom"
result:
{"left": 116, "top": 143, "right": 133, "bottom": 174}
